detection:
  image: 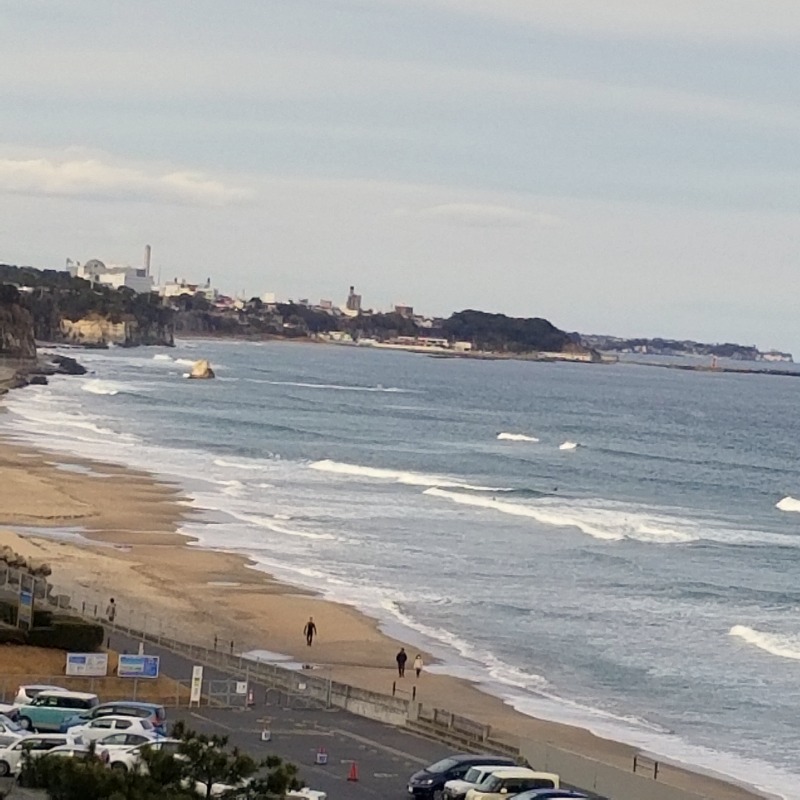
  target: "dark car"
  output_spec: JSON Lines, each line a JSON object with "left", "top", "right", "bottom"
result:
{"left": 407, "top": 754, "right": 517, "bottom": 799}
{"left": 512, "top": 790, "right": 589, "bottom": 800}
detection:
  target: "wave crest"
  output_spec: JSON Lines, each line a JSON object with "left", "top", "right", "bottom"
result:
{"left": 729, "top": 625, "right": 800, "bottom": 661}
{"left": 497, "top": 432, "right": 539, "bottom": 442}
{"left": 81, "top": 379, "right": 123, "bottom": 396}
{"left": 776, "top": 496, "right": 800, "bottom": 513}
{"left": 309, "top": 459, "right": 508, "bottom": 492}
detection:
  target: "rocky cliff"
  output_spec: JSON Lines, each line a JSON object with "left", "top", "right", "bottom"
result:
{"left": 60, "top": 314, "right": 174, "bottom": 347}
{"left": 0, "top": 286, "right": 37, "bottom": 359}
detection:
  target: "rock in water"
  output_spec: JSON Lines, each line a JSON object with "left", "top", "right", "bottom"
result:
{"left": 188, "top": 359, "right": 215, "bottom": 379}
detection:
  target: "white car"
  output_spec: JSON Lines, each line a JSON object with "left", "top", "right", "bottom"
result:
{"left": 13, "top": 684, "right": 67, "bottom": 705}
{"left": 287, "top": 790, "right": 327, "bottom": 800}
{"left": 95, "top": 730, "right": 158, "bottom": 758}
{"left": 444, "top": 765, "right": 510, "bottom": 800}
{"left": 465, "top": 769, "right": 560, "bottom": 800}
{"left": 70, "top": 715, "right": 155, "bottom": 742}
{"left": 0, "top": 715, "right": 25, "bottom": 748}
{"left": 0, "top": 733, "right": 84, "bottom": 777}
{"left": 106, "top": 738, "right": 183, "bottom": 772}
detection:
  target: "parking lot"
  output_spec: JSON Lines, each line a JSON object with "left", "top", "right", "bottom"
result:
{"left": 172, "top": 704, "right": 453, "bottom": 799}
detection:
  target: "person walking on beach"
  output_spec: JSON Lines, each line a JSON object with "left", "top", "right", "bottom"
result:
{"left": 106, "top": 598, "right": 116, "bottom": 623}
{"left": 396, "top": 647, "right": 408, "bottom": 677}
{"left": 413, "top": 653, "right": 423, "bottom": 679}
{"left": 304, "top": 616, "right": 317, "bottom": 646}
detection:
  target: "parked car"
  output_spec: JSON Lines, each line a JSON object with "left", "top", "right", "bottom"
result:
{"left": 444, "top": 764, "right": 511, "bottom": 800}
{"left": 61, "top": 701, "right": 167, "bottom": 734}
{"left": 95, "top": 731, "right": 158, "bottom": 758}
{"left": 0, "top": 733, "right": 84, "bottom": 777}
{"left": 70, "top": 715, "right": 155, "bottom": 742}
{"left": 106, "top": 738, "right": 183, "bottom": 772}
{"left": 16, "top": 691, "right": 99, "bottom": 732}
{"left": 0, "top": 704, "right": 19, "bottom": 722}
{"left": 465, "top": 768, "right": 560, "bottom": 800}
{"left": 13, "top": 684, "right": 67, "bottom": 705}
{"left": 407, "top": 754, "right": 517, "bottom": 799}
{"left": 37, "top": 744, "right": 93, "bottom": 762}
{"left": 511, "top": 791, "right": 588, "bottom": 800}
{"left": 0, "top": 715, "right": 25, "bottom": 748}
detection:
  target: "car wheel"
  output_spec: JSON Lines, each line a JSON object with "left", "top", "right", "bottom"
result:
{"left": 111, "top": 762, "right": 128, "bottom": 772}
{"left": 18, "top": 717, "right": 32, "bottom": 731}
{"left": 0, "top": 761, "right": 10, "bottom": 777}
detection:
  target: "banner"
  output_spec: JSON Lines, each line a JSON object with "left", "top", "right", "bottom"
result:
{"left": 66, "top": 653, "right": 109, "bottom": 677}
{"left": 190, "top": 665, "right": 203, "bottom": 705}
{"left": 118, "top": 654, "right": 160, "bottom": 678}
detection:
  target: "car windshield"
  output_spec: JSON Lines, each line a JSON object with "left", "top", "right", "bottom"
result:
{"left": 483, "top": 777, "right": 502, "bottom": 792}
{"left": 0, "top": 716, "right": 21, "bottom": 732}
{"left": 426, "top": 758, "right": 460, "bottom": 774}
{"left": 463, "top": 768, "right": 482, "bottom": 783}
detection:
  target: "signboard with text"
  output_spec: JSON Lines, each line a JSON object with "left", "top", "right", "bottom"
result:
{"left": 66, "top": 653, "right": 109, "bottom": 677}
{"left": 118, "top": 654, "right": 160, "bottom": 679}
{"left": 190, "top": 666, "right": 203, "bottom": 705}
{"left": 17, "top": 590, "right": 33, "bottom": 630}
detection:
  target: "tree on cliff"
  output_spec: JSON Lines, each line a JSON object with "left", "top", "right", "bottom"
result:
{"left": 442, "top": 309, "right": 575, "bottom": 353}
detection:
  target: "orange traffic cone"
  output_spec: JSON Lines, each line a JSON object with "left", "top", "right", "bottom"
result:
{"left": 347, "top": 762, "right": 359, "bottom": 782}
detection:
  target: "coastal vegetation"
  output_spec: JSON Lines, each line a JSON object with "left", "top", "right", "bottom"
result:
{"left": 17, "top": 722, "right": 301, "bottom": 799}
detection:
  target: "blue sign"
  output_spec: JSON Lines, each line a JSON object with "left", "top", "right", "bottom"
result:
{"left": 118, "top": 654, "right": 160, "bottom": 679}
{"left": 17, "top": 590, "right": 33, "bottom": 630}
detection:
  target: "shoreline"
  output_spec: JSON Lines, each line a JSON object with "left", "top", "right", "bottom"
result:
{"left": 0, "top": 435, "right": 775, "bottom": 800}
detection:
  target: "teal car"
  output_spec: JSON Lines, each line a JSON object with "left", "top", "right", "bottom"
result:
{"left": 17, "top": 691, "right": 99, "bottom": 732}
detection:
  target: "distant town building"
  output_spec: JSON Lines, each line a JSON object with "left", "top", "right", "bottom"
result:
{"left": 69, "top": 251, "right": 154, "bottom": 294}
{"left": 161, "top": 277, "right": 218, "bottom": 301}
{"left": 318, "top": 299, "right": 333, "bottom": 310}
{"left": 341, "top": 285, "right": 362, "bottom": 317}
{"left": 394, "top": 304, "right": 414, "bottom": 317}
{"left": 260, "top": 292, "right": 277, "bottom": 305}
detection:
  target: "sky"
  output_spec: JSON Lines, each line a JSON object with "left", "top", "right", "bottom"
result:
{"left": 1, "top": 0, "right": 798, "bottom": 351}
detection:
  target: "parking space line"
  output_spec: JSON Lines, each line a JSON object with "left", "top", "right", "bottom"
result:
{"left": 330, "top": 729, "right": 429, "bottom": 765}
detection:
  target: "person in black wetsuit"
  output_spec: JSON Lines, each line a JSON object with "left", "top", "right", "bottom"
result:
{"left": 304, "top": 616, "right": 317, "bottom": 646}
{"left": 396, "top": 647, "right": 408, "bottom": 677}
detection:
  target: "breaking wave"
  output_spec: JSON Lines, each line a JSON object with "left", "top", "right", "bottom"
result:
{"left": 776, "top": 496, "right": 800, "bottom": 513}
{"left": 559, "top": 441, "right": 579, "bottom": 451}
{"left": 81, "top": 379, "right": 124, "bottom": 396}
{"left": 497, "top": 432, "right": 539, "bottom": 442}
{"left": 253, "top": 379, "right": 413, "bottom": 393}
{"left": 309, "top": 459, "right": 509, "bottom": 492}
{"left": 729, "top": 625, "right": 800, "bottom": 661}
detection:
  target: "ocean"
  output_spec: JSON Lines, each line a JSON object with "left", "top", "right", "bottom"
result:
{"left": 4, "top": 339, "right": 800, "bottom": 798}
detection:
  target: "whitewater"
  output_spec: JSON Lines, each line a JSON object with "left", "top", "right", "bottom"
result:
{"left": 4, "top": 340, "right": 800, "bottom": 800}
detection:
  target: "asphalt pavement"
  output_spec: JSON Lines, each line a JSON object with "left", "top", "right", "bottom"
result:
{"left": 107, "top": 629, "right": 455, "bottom": 799}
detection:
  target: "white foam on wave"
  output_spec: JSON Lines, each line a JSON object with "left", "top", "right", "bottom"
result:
{"left": 559, "top": 440, "right": 579, "bottom": 451}
{"left": 497, "top": 432, "right": 539, "bottom": 442}
{"left": 729, "top": 625, "right": 800, "bottom": 661}
{"left": 425, "top": 488, "right": 703, "bottom": 543}
{"left": 776, "top": 496, "right": 800, "bottom": 513}
{"left": 252, "top": 379, "right": 412, "bottom": 393}
{"left": 309, "top": 459, "right": 508, "bottom": 492}
{"left": 424, "top": 489, "right": 800, "bottom": 549}
{"left": 81, "top": 379, "right": 125, "bottom": 396}
{"left": 227, "top": 510, "right": 336, "bottom": 540}
{"left": 152, "top": 354, "right": 173, "bottom": 361}
{"left": 213, "top": 458, "right": 265, "bottom": 471}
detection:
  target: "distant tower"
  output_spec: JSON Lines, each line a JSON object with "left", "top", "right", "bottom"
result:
{"left": 144, "top": 244, "right": 152, "bottom": 276}
{"left": 346, "top": 285, "right": 362, "bottom": 313}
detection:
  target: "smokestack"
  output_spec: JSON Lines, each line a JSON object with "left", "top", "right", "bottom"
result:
{"left": 144, "top": 244, "right": 152, "bottom": 276}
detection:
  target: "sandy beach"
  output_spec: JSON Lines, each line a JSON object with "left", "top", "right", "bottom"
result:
{"left": 0, "top": 427, "right": 768, "bottom": 800}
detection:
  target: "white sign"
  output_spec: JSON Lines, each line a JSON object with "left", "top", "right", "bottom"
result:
{"left": 235, "top": 681, "right": 248, "bottom": 695}
{"left": 66, "top": 653, "right": 109, "bottom": 677}
{"left": 190, "top": 665, "right": 203, "bottom": 705}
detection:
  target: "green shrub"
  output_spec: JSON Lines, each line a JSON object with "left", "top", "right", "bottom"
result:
{"left": 27, "top": 619, "right": 104, "bottom": 651}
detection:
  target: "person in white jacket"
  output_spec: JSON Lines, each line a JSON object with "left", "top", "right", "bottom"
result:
{"left": 413, "top": 654, "right": 423, "bottom": 678}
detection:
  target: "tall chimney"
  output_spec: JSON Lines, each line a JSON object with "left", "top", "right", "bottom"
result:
{"left": 144, "top": 244, "right": 152, "bottom": 276}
